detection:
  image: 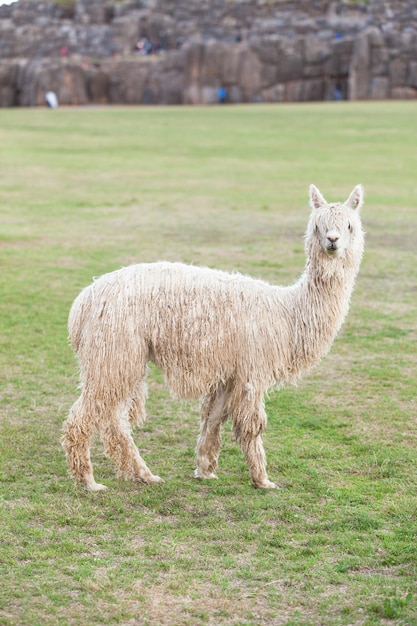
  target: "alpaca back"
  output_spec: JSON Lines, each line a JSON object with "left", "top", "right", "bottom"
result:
{"left": 69, "top": 262, "right": 292, "bottom": 398}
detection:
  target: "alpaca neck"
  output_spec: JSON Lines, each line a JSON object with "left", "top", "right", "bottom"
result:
{"left": 301, "top": 264, "right": 354, "bottom": 328}
{"left": 286, "top": 256, "right": 358, "bottom": 377}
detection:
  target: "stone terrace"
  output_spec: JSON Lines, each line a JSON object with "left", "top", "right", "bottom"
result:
{"left": 0, "top": 0, "right": 416, "bottom": 105}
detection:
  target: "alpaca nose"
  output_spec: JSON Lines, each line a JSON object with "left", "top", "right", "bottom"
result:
{"left": 327, "top": 232, "right": 339, "bottom": 244}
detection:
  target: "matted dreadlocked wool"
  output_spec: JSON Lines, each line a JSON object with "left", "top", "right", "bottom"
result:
{"left": 62, "top": 184, "right": 365, "bottom": 491}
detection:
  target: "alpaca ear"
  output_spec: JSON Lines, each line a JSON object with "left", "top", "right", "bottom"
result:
{"left": 309, "top": 184, "right": 327, "bottom": 210}
{"left": 345, "top": 184, "right": 364, "bottom": 211}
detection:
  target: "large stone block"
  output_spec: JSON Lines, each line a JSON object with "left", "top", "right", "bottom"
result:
{"left": 259, "top": 62, "right": 279, "bottom": 89}
{"left": 279, "top": 47, "right": 304, "bottom": 83}
{"left": 75, "top": 0, "right": 112, "bottom": 25}
{"left": 142, "top": 12, "right": 175, "bottom": 49}
{"left": 17, "top": 60, "right": 89, "bottom": 106}
{"left": 107, "top": 59, "right": 150, "bottom": 104}
{"left": 370, "top": 76, "right": 389, "bottom": 99}
{"left": 250, "top": 34, "right": 283, "bottom": 66}
{"left": 407, "top": 61, "right": 417, "bottom": 87}
{"left": 389, "top": 57, "right": 408, "bottom": 85}
{"left": 185, "top": 42, "right": 205, "bottom": 82}
{"left": 304, "top": 34, "right": 331, "bottom": 65}
{"left": 348, "top": 30, "right": 371, "bottom": 99}
{"left": 285, "top": 79, "right": 325, "bottom": 102}
{"left": 221, "top": 45, "right": 243, "bottom": 85}
{"left": 328, "top": 37, "right": 354, "bottom": 77}
{"left": 145, "top": 60, "right": 186, "bottom": 104}
{"left": 238, "top": 47, "right": 263, "bottom": 101}
{"left": 74, "top": 24, "right": 114, "bottom": 57}
{"left": 11, "top": 0, "right": 57, "bottom": 27}
{"left": 0, "top": 20, "right": 15, "bottom": 59}
{"left": 367, "top": 26, "right": 385, "bottom": 47}
{"left": 250, "top": 35, "right": 304, "bottom": 82}
{"left": 201, "top": 40, "right": 227, "bottom": 84}
{"left": 400, "top": 28, "right": 416, "bottom": 50}
{"left": 227, "top": 84, "right": 243, "bottom": 104}
{"left": 261, "top": 83, "right": 285, "bottom": 103}
{"left": 111, "top": 15, "right": 141, "bottom": 55}
{"left": 370, "top": 45, "right": 389, "bottom": 76}
{"left": 183, "top": 84, "right": 200, "bottom": 105}
{"left": 390, "top": 86, "right": 417, "bottom": 99}
{"left": 200, "top": 85, "right": 219, "bottom": 104}
{"left": 86, "top": 66, "right": 109, "bottom": 103}
{"left": 0, "top": 61, "right": 18, "bottom": 106}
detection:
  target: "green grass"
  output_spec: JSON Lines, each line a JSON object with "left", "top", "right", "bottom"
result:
{"left": 0, "top": 101, "right": 416, "bottom": 625}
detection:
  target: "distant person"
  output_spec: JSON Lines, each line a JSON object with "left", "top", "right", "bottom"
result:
{"left": 218, "top": 87, "right": 227, "bottom": 104}
{"left": 45, "top": 91, "right": 58, "bottom": 109}
{"left": 144, "top": 38, "right": 153, "bottom": 55}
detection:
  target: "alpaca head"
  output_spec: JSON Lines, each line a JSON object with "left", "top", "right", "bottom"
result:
{"left": 305, "top": 184, "right": 365, "bottom": 274}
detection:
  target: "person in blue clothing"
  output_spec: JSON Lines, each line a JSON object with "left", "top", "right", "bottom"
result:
{"left": 218, "top": 86, "right": 227, "bottom": 104}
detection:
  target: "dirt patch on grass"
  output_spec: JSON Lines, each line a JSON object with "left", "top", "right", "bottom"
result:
{"left": 128, "top": 578, "right": 287, "bottom": 626}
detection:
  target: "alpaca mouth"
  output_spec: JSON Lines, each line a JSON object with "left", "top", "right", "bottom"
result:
{"left": 326, "top": 245, "right": 340, "bottom": 255}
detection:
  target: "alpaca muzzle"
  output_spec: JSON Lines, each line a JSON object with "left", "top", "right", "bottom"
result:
{"left": 326, "top": 231, "right": 341, "bottom": 253}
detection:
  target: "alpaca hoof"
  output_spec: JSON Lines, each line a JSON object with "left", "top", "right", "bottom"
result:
{"left": 85, "top": 481, "right": 108, "bottom": 492}
{"left": 145, "top": 474, "right": 164, "bottom": 485}
{"left": 255, "top": 479, "right": 277, "bottom": 489}
{"left": 194, "top": 468, "right": 218, "bottom": 480}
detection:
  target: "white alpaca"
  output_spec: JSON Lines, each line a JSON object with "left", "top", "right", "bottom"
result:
{"left": 62, "top": 184, "right": 364, "bottom": 491}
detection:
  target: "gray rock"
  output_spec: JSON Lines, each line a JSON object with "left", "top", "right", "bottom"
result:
{"left": 389, "top": 57, "right": 408, "bottom": 85}
{"left": 17, "top": 59, "right": 88, "bottom": 106}
{"left": 370, "top": 76, "right": 389, "bottom": 99}
{"left": 0, "top": 61, "right": 18, "bottom": 106}
{"left": 111, "top": 15, "right": 141, "bottom": 55}
{"left": 106, "top": 59, "right": 150, "bottom": 104}
{"left": 348, "top": 30, "right": 371, "bottom": 99}
{"left": 390, "top": 85, "right": 416, "bottom": 98}
{"left": 407, "top": 61, "right": 417, "bottom": 87}
{"left": 304, "top": 34, "right": 331, "bottom": 65}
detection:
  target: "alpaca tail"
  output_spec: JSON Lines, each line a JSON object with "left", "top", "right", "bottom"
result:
{"left": 68, "top": 286, "right": 91, "bottom": 353}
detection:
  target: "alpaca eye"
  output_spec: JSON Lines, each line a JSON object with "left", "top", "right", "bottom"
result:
{"left": 348, "top": 222, "right": 352, "bottom": 231}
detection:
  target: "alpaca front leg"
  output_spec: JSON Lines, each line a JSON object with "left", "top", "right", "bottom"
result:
{"left": 239, "top": 434, "right": 277, "bottom": 489}
{"left": 195, "top": 387, "right": 229, "bottom": 480}
{"left": 62, "top": 397, "right": 107, "bottom": 492}
{"left": 231, "top": 386, "right": 277, "bottom": 489}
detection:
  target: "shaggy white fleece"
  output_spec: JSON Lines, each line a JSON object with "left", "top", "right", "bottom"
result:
{"left": 62, "top": 184, "right": 365, "bottom": 491}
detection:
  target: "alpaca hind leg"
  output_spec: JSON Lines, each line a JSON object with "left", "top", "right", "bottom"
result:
{"left": 62, "top": 395, "right": 107, "bottom": 491}
{"left": 231, "top": 386, "right": 276, "bottom": 489}
{"left": 100, "top": 399, "right": 163, "bottom": 485}
{"left": 128, "top": 380, "right": 148, "bottom": 428}
{"left": 194, "top": 386, "right": 229, "bottom": 480}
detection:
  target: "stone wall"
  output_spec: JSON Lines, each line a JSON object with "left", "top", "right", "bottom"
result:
{"left": 0, "top": 0, "right": 416, "bottom": 106}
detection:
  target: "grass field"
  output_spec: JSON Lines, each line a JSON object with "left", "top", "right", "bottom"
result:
{"left": 0, "top": 101, "right": 416, "bottom": 625}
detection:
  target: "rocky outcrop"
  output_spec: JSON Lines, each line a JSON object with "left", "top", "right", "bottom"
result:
{"left": 0, "top": 0, "right": 416, "bottom": 106}
{"left": 349, "top": 23, "right": 417, "bottom": 99}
